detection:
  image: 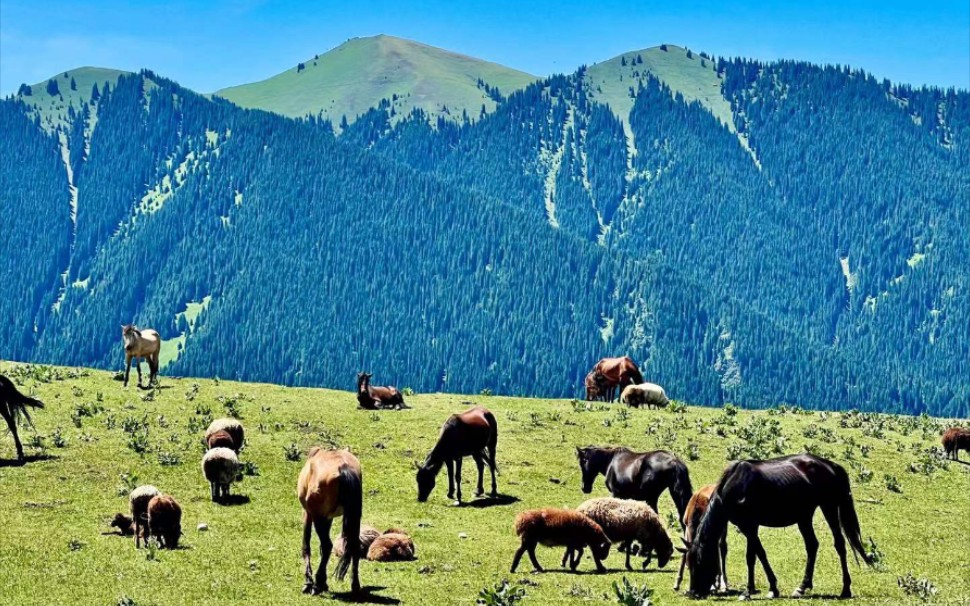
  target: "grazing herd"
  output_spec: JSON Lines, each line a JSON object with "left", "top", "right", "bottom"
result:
{"left": 1, "top": 337, "right": 969, "bottom": 601}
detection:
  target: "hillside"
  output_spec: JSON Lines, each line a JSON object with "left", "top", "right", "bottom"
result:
{"left": 15, "top": 66, "right": 129, "bottom": 130}
{"left": 0, "top": 362, "right": 967, "bottom": 605}
{"left": 214, "top": 35, "right": 538, "bottom": 125}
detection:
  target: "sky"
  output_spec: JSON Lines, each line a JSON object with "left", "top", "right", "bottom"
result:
{"left": 1, "top": 0, "right": 968, "bottom": 96}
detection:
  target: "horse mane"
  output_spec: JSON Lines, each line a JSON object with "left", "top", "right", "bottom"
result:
{"left": 692, "top": 491, "right": 729, "bottom": 566}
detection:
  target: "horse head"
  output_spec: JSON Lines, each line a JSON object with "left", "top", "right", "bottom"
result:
{"left": 121, "top": 324, "right": 140, "bottom": 350}
{"left": 356, "top": 372, "right": 372, "bottom": 393}
{"left": 682, "top": 535, "right": 717, "bottom": 597}
{"left": 575, "top": 446, "right": 605, "bottom": 493}
{"left": 415, "top": 462, "right": 436, "bottom": 502}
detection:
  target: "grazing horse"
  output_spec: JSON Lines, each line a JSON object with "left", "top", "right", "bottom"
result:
{"left": 0, "top": 375, "right": 44, "bottom": 463}
{"left": 590, "top": 357, "right": 643, "bottom": 402}
{"left": 121, "top": 324, "right": 161, "bottom": 388}
{"left": 942, "top": 427, "right": 970, "bottom": 461}
{"left": 297, "top": 448, "right": 363, "bottom": 595}
{"left": 683, "top": 453, "right": 873, "bottom": 599}
{"left": 417, "top": 406, "right": 498, "bottom": 505}
{"left": 585, "top": 371, "right": 608, "bottom": 401}
{"left": 576, "top": 446, "right": 693, "bottom": 528}
{"left": 356, "top": 372, "right": 406, "bottom": 410}
{"left": 674, "top": 484, "right": 727, "bottom": 593}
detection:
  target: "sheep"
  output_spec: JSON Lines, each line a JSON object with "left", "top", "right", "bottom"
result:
{"left": 367, "top": 530, "right": 416, "bottom": 562}
{"left": 205, "top": 418, "right": 244, "bottom": 452}
{"left": 333, "top": 524, "right": 381, "bottom": 558}
{"left": 621, "top": 382, "right": 670, "bottom": 409}
{"left": 202, "top": 447, "right": 241, "bottom": 502}
{"left": 109, "top": 513, "right": 136, "bottom": 537}
{"left": 566, "top": 497, "right": 674, "bottom": 572}
{"left": 510, "top": 508, "right": 611, "bottom": 573}
{"left": 205, "top": 429, "right": 236, "bottom": 451}
{"left": 942, "top": 427, "right": 970, "bottom": 461}
{"left": 129, "top": 485, "right": 160, "bottom": 548}
{"left": 147, "top": 495, "right": 183, "bottom": 549}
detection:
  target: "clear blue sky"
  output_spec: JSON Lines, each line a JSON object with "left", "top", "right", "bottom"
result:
{"left": 2, "top": 0, "right": 967, "bottom": 96}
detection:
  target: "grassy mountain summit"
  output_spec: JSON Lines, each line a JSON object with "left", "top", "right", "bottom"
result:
{"left": 214, "top": 34, "right": 539, "bottom": 125}
{"left": 16, "top": 66, "right": 129, "bottom": 130}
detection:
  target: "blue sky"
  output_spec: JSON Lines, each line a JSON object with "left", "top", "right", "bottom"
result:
{"left": 2, "top": 0, "right": 967, "bottom": 96}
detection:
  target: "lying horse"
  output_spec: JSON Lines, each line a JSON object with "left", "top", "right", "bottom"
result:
{"left": 589, "top": 357, "right": 643, "bottom": 402}
{"left": 684, "top": 453, "right": 872, "bottom": 599}
{"left": 674, "top": 484, "right": 727, "bottom": 593}
{"left": 356, "top": 372, "right": 406, "bottom": 410}
{"left": 576, "top": 446, "right": 692, "bottom": 529}
{"left": 121, "top": 324, "right": 161, "bottom": 388}
{"left": 417, "top": 406, "right": 498, "bottom": 505}
{"left": 0, "top": 375, "right": 44, "bottom": 463}
{"left": 297, "top": 447, "right": 363, "bottom": 595}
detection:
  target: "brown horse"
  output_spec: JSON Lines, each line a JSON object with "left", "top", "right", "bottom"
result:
{"left": 356, "top": 372, "right": 406, "bottom": 410}
{"left": 0, "top": 375, "right": 44, "bottom": 463}
{"left": 674, "top": 484, "right": 728, "bottom": 593}
{"left": 589, "top": 357, "right": 643, "bottom": 402}
{"left": 416, "top": 406, "right": 498, "bottom": 505}
{"left": 121, "top": 324, "right": 161, "bottom": 388}
{"left": 585, "top": 371, "right": 608, "bottom": 401}
{"left": 297, "top": 447, "right": 363, "bottom": 595}
{"left": 942, "top": 427, "right": 970, "bottom": 461}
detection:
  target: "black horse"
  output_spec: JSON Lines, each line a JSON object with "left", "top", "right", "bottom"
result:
{"left": 0, "top": 375, "right": 44, "bottom": 463}
{"left": 576, "top": 446, "right": 693, "bottom": 529}
{"left": 417, "top": 406, "right": 498, "bottom": 504}
{"left": 683, "top": 453, "right": 873, "bottom": 599}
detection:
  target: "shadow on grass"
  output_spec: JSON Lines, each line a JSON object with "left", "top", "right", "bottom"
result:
{"left": 216, "top": 494, "right": 251, "bottom": 506}
{"left": 461, "top": 493, "right": 520, "bottom": 508}
{"left": 0, "top": 453, "right": 58, "bottom": 468}
{"left": 328, "top": 586, "right": 400, "bottom": 604}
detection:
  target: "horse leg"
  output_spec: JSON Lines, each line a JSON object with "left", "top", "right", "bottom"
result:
{"left": 674, "top": 550, "right": 687, "bottom": 591}
{"left": 472, "top": 452, "right": 486, "bottom": 497}
{"left": 743, "top": 532, "right": 758, "bottom": 596}
{"left": 750, "top": 531, "right": 779, "bottom": 598}
{"left": 124, "top": 354, "right": 133, "bottom": 387}
{"left": 135, "top": 358, "right": 144, "bottom": 388}
{"left": 718, "top": 529, "right": 730, "bottom": 592}
{"left": 5, "top": 412, "right": 25, "bottom": 462}
{"left": 445, "top": 459, "right": 455, "bottom": 501}
{"left": 149, "top": 354, "right": 159, "bottom": 386}
{"left": 312, "top": 517, "right": 333, "bottom": 594}
{"left": 454, "top": 457, "right": 464, "bottom": 504}
{"left": 793, "top": 518, "right": 819, "bottom": 597}
{"left": 821, "top": 504, "right": 853, "bottom": 598}
{"left": 487, "top": 445, "right": 498, "bottom": 496}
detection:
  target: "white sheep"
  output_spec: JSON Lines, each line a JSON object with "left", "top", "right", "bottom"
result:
{"left": 129, "top": 485, "right": 161, "bottom": 548}
{"left": 621, "top": 383, "right": 670, "bottom": 409}
{"left": 568, "top": 497, "right": 674, "bottom": 571}
{"left": 202, "top": 447, "right": 241, "bottom": 502}
{"left": 205, "top": 418, "right": 244, "bottom": 452}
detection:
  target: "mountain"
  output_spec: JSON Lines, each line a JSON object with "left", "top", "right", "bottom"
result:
{"left": 214, "top": 34, "right": 538, "bottom": 125}
{"left": 15, "top": 66, "right": 129, "bottom": 130}
{"left": 2, "top": 42, "right": 967, "bottom": 417}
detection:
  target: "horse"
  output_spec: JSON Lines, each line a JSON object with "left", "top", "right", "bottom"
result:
{"left": 121, "top": 324, "right": 161, "bottom": 388}
{"left": 297, "top": 447, "right": 363, "bottom": 595}
{"left": 674, "top": 484, "right": 728, "bottom": 593}
{"left": 942, "top": 427, "right": 970, "bottom": 461}
{"left": 416, "top": 406, "right": 498, "bottom": 505}
{"left": 0, "top": 375, "right": 44, "bottom": 463}
{"left": 575, "top": 446, "right": 693, "bottom": 529}
{"left": 682, "top": 453, "right": 873, "bottom": 599}
{"left": 590, "top": 357, "right": 643, "bottom": 402}
{"left": 356, "top": 372, "right": 407, "bottom": 410}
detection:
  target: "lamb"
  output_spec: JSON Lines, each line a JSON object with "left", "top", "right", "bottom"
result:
{"left": 621, "top": 382, "right": 670, "bottom": 409}
{"left": 147, "top": 495, "right": 183, "bottom": 549}
{"left": 367, "top": 530, "right": 416, "bottom": 562}
{"left": 333, "top": 524, "right": 381, "bottom": 558}
{"left": 109, "top": 513, "right": 136, "bottom": 537}
{"left": 129, "top": 485, "right": 161, "bottom": 548}
{"left": 674, "top": 484, "right": 728, "bottom": 593}
{"left": 510, "top": 508, "right": 611, "bottom": 573}
{"left": 942, "top": 427, "right": 970, "bottom": 461}
{"left": 566, "top": 497, "right": 674, "bottom": 571}
{"left": 205, "top": 418, "right": 244, "bottom": 452}
{"left": 202, "top": 447, "right": 241, "bottom": 502}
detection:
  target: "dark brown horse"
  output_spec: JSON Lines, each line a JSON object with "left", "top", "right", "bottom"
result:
{"left": 416, "top": 406, "right": 498, "bottom": 504}
{"left": 356, "top": 372, "right": 406, "bottom": 410}
{"left": 683, "top": 453, "right": 872, "bottom": 599}
{"left": 942, "top": 427, "right": 970, "bottom": 461}
{"left": 576, "top": 446, "right": 693, "bottom": 528}
{"left": 589, "top": 357, "right": 643, "bottom": 402}
{"left": 0, "top": 375, "right": 44, "bottom": 463}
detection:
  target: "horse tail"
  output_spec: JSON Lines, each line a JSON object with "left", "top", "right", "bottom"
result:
{"left": 834, "top": 463, "right": 872, "bottom": 567}
{"left": 334, "top": 465, "right": 363, "bottom": 581}
{"left": 670, "top": 459, "right": 694, "bottom": 529}
{"left": 0, "top": 376, "right": 44, "bottom": 425}
{"left": 485, "top": 410, "right": 499, "bottom": 473}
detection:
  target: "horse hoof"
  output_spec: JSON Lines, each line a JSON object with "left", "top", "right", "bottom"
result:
{"left": 768, "top": 589, "right": 779, "bottom": 599}
{"left": 452, "top": 500, "right": 462, "bottom": 507}
{"left": 302, "top": 583, "right": 314, "bottom": 594}
{"left": 839, "top": 590, "right": 852, "bottom": 599}
{"left": 474, "top": 491, "right": 484, "bottom": 498}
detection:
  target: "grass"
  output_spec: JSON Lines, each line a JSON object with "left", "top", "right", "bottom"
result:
{"left": 215, "top": 35, "right": 538, "bottom": 127}
{"left": 0, "top": 362, "right": 968, "bottom": 605}
{"left": 18, "top": 66, "right": 129, "bottom": 131}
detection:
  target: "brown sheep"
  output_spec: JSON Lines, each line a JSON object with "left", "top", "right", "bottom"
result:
{"left": 333, "top": 524, "right": 381, "bottom": 558}
{"left": 147, "top": 495, "right": 183, "bottom": 549}
{"left": 205, "top": 418, "right": 244, "bottom": 453}
{"left": 942, "top": 427, "right": 970, "bottom": 461}
{"left": 205, "top": 429, "right": 236, "bottom": 451}
{"left": 109, "top": 513, "right": 136, "bottom": 537}
{"left": 511, "top": 508, "right": 611, "bottom": 573}
{"left": 570, "top": 497, "right": 674, "bottom": 571}
{"left": 367, "top": 532, "right": 416, "bottom": 562}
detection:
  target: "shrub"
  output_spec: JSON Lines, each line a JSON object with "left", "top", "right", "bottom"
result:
{"left": 476, "top": 579, "right": 526, "bottom": 606}
{"left": 157, "top": 451, "right": 181, "bottom": 466}
{"left": 687, "top": 441, "right": 700, "bottom": 461}
{"left": 865, "top": 537, "right": 886, "bottom": 571}
{"left": 116, "top": 472, "right": 139, "bottom": 497}
{"left": 241, "top": 460, "right": 260, "bottom": 476}
{"left": 884, "top": 474, "right": 901, "bottom": 493}
{"left": 667, "top": 400, "right": 687, "bottom": 414}
{"left": 51, "top": 427, "right": 67, "bottom": 448}
{"left": 612, "top": 576, "right": 653, "bottom": 605}
{"left": 402, "top": 387, "right": 415, "bottom": 396}
{"left": 857, "top": 465, "right": 874, "bottom": 483}
{"left": 284, "top": 443, "right": 302, "bottom": 461}
{"left": 480, "top": 388, "right": 493, "bottom": 396}
{"left": 897, "top": 573, "right": 937, "bottom": 601}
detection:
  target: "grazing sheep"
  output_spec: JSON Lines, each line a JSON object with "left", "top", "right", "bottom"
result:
{"left": 621, "top": 382, "right": 670, "bottom": 409}
{"left": 110, "top": 513, "right": 136, "bottom": 537}
{"left": 205, "top": 429, "right": 236, "bottom": 451}
{"left": 567, "top": 497, "right": 674, "bottom": 571}
{"left": 367, "top": 530, "right": 416, "bottom": 562}
{"left": 333, "top": 524, "right": 381, "bottom": 558}
{"left": 942, "top": 427, "right": 970, "bottom": 461}
{"left": 511, "top": 508, "right": 611, "bottom": 573}
{"left": 147, "top": 495, "right": 183, "bottom": 549}
{"left": 202, "top": 447, "right": 241, "bottom": 502}
{"left": 129, "top": 485, "right": 161, "bottom": 548}
{"left": 205, "top": 418, "right": 244, "bottom": 452}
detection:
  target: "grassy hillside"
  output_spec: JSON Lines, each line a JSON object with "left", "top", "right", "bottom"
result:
{"left": 16, "top": 66, "right": 129, "bottom": 130}
{"left": 1, "top": 362, "right": 967, "bottom": 605}
{"left": 215, "top": 35, "right": 538, "bottom": 126}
